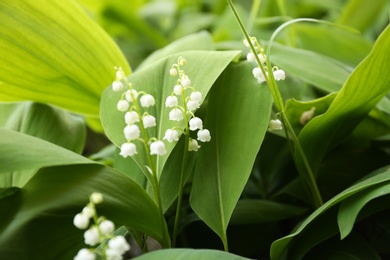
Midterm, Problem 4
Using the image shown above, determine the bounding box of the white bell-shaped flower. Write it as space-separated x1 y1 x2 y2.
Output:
124 125 140 140
82 205 95 218
197 129 211 142
99 220 115 235
108 235 130 254
174 85 183 95
125 89 138 102
181 75 191 88
90 192 103 204
170 68 178 76
190 91 202 103
273 69 286 81
163 129 179 142
74 248 96 260
112 81 123 92
169 108 183 121
165 96 178 108
150 141 166 155
84 227 100 246
125 111 139 125
117 100 129 112
187 100 200 112
73 213 90 230
143 115 156 128
269 119 283 131
140 94 155 107
189 117 203 131
246 52 255 62
188 139 201 151
119 143 137 158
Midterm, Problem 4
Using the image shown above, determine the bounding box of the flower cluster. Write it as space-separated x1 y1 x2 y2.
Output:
112 67 166 158
73 193 130 260
244 37 286 83
164 57 211 151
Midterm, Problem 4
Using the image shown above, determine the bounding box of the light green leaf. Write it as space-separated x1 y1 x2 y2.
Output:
190 62 273 246
0 164 164 259
0 0 130 116
338 181 390 239
0 128 92 174
296 24 390 174
270 166 390 259
134 248 251 260
0 102 86 187
100 50 240 179
270 42 352 93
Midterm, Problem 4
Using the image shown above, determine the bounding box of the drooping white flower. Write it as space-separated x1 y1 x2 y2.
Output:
90 192 103 204
82 205 95 218
143 115 156 128
190 91 202 103
188 139 201 151
246 52 255 62
189 117 203 131
119 143 137 158
99 220 115 235
112 81 123 92
170 68 178 76
181 75 191 88
84 226 100 246
174 85 183 95
187 100 200 111
116 69 125 81
105 248 122 260
169 108 183 121
108 235 130 254
117 100 129 112
125 111 139 125
124 125 140 140
252 67 263 79
273 69 286 81
179 57 186 66
125 89 138 102
163 129 179 142
197 129 211 142
74 248 96 260
150 141 166 155
165 96 178 108
73 213 90 230
269 119 283 131
243 38 256 48
140 94 155 107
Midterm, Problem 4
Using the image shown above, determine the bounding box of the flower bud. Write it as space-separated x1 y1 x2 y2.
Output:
84 227 100 246
188 139 201 151
90 192 103 204
73 213 90 230
99 220 115 235
117 100 129 112
269 119 283 131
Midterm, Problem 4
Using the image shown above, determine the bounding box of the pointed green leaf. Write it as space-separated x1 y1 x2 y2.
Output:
270 166 390 259
100 50 240 178
0 128 92 174
134 248 251 260
190 62 272 244
338 181 390 239
296 24 390 174
0 0 130 116
0 164 163 259
0 102 86 187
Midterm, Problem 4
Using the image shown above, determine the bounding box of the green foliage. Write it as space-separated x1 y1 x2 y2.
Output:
1 0 390 259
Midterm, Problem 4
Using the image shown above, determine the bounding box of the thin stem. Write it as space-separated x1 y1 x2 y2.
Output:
172 62 191 247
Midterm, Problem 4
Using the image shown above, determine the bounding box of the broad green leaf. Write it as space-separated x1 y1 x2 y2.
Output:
270 166 390 259
296 24 390 175
0 0 130 116
338 181 390 239
137 31 214 70
0 164 164 259
134 248 251 260
294 23 373 67
270 42 352 93
338 0 388 33
0 102 85 187
0 128 92 174
230 199 308 225
100 50 240 179
190 62 273 245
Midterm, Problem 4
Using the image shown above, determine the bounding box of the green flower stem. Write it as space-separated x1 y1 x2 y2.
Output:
172 63 191 248
127 83 171 248
227 0 323 208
